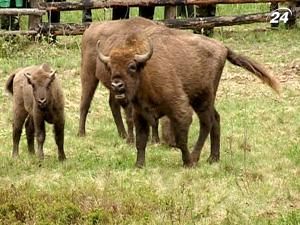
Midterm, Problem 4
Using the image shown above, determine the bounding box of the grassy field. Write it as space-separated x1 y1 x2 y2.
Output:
0 4 299 225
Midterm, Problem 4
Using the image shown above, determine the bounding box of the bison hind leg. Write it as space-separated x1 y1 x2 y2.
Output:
161 116 176 147
190 105 214 164
207 108 220 164
151 118 160 144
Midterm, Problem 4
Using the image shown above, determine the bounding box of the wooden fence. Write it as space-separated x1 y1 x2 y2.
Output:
0 0 299 36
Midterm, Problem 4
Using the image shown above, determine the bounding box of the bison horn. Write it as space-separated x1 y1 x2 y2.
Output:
24 72 32 85
49 70 56 81
96 40 110 64
134 40 153 63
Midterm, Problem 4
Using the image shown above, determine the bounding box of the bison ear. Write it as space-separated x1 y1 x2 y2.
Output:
24 73 32 85
40 63 51 72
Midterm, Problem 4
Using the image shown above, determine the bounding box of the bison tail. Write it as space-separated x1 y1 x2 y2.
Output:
5 72 16 95
226 47 281 94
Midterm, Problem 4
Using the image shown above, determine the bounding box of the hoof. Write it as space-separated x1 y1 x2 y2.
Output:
37 153 44 161
183 161 194 168
28 151 35 155
126 137 134 144
12 153 19 158
135 162 145 169
77 130 86 137
190 151 200 163
119 132 127 140
207 155 219 164
151 137 160 144
58 155 66 161
183 156 195 168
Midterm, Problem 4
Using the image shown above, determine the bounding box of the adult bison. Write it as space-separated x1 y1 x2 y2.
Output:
79 17 160 143
96 19 280 167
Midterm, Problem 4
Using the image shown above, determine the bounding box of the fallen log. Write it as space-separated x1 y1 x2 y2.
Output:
37 22 90 36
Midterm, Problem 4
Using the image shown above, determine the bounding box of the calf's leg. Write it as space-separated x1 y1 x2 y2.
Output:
34 116 46 160
25 116 35 154
12 111 27 158
54 120 66 161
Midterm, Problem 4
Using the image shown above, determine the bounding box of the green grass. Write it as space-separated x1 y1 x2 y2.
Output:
0 3 300 225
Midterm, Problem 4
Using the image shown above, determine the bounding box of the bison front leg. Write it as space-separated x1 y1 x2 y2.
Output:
34 117 46 160
171 117 193 167
134 113 149 168
54 119 66 161
124 104 134 143
78 76 99 137
25 116 35 154
109 92 127 139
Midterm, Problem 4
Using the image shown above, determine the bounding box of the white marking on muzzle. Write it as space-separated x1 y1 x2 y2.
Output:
115 94 126 99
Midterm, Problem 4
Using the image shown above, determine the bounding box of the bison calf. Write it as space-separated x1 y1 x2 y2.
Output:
5 64 66 161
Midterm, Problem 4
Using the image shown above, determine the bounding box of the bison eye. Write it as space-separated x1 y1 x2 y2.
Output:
128 63 137 73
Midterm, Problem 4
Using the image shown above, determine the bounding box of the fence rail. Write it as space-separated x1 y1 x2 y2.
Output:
0 0 299 36
39 0 298 11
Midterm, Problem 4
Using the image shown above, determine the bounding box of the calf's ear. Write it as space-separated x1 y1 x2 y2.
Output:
40 63 51 72
24 73 32 85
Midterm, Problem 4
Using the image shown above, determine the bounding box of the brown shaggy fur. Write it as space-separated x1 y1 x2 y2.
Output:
97 18 280 168
5 64 66 161
79 17 160 143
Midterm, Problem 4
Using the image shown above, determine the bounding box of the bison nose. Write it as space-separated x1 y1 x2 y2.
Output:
38 98 47 106
111 79 125 92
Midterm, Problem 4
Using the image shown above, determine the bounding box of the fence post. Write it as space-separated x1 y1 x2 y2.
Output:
164 6 176 19
29 0 42 30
